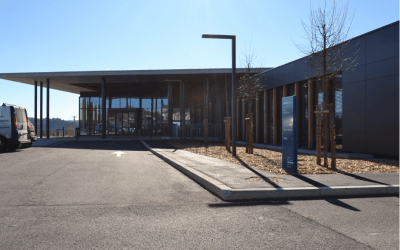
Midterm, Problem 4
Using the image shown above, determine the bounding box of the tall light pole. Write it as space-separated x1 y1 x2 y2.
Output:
202 34 237 156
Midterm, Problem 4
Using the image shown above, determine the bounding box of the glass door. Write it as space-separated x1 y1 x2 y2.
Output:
116 113 123 135
122 113 128 134
128 111 136 134
109 112 115 135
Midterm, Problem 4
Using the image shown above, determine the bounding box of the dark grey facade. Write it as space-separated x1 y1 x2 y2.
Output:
257 21 399 157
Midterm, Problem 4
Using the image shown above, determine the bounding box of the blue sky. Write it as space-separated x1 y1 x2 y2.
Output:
0 0 398 120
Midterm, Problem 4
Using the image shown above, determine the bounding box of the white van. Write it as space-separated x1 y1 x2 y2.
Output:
0 103 30 152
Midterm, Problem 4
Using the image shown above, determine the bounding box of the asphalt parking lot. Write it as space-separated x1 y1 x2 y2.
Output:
0 141 398 249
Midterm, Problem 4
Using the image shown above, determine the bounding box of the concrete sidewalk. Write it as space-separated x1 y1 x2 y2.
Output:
142 140 399 201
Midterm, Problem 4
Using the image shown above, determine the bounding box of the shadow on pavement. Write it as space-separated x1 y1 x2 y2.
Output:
38 140 147 151
208 200 290 207
233 155 282 189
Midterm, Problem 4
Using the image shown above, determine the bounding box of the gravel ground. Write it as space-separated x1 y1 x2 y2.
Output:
167 141 399 175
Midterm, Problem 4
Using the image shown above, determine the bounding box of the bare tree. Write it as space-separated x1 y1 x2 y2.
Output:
237 42 264 114
237 41 264 153
295 0 358 167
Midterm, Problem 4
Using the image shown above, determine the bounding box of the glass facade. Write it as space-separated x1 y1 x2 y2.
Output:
79 96 168 136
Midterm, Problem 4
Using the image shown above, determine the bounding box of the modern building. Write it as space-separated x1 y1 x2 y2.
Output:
0 21 398 157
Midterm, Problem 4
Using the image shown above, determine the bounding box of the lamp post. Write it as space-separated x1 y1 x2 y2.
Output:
202 34 237 156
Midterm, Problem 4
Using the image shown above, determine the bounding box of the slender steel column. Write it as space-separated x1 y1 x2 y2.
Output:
180 81 183 143
101 77 106 139
40 81 43 138
34 81 37 133
231 38 237 156
46 79 50 139
151 95 153 138
168 83 172 137
139 95 142 136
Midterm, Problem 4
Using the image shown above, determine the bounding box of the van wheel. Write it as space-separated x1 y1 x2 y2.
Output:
0 137 7 152
7 144 20 151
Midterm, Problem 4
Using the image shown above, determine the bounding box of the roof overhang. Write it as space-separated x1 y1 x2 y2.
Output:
0 68 271 94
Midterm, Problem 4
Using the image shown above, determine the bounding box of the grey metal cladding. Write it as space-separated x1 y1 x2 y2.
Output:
343 65 365 84
366 58 395 80
366 25 395 64
366 75 395 155
395 56 399 75
293 59 309 82
395 22 399 56
344 37 366 67
281 63 295 84
395 74 399 154
342 81 366 153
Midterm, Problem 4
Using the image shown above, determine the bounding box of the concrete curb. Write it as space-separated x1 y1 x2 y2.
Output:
141 140 399 201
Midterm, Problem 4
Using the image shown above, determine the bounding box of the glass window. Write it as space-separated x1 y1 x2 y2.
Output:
172 108 180 121
79 109 88 135
142 99 152 108
129 98 140 108
80 97 89 109
90 97 100 109
120 98 128 108
108 112 115 134
111 97 120 108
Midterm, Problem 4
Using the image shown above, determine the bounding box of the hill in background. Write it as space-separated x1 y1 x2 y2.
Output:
28 117 77 135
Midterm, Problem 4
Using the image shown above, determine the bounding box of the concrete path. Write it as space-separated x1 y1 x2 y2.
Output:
142 140 399 201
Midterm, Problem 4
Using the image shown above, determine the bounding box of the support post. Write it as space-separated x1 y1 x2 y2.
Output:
40 82 43 138
180 81 183 143
168 83 172 137
34 81 37 133
231 37 237 156
139 95 142 136
283 85 288 97
256 92 260 143
46 79 50 139
329 103 336 169
242 97 245 141
155 97 158 129
264 90 268 144
151 95 153 139
205 79 209 143
308 79 314 149
190 87 194 142
295 82 300 147
101 77 106 139
237 97 240 141
273 87 278 145
316 105 322 165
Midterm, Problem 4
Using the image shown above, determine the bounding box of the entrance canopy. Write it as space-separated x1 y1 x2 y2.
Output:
0 68 271 94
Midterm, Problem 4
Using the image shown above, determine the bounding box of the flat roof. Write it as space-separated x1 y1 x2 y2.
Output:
0 68 271 94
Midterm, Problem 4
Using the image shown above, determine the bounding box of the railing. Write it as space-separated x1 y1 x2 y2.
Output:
56 128 65 137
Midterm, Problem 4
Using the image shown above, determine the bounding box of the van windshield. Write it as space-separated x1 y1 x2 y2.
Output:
15 109 26 123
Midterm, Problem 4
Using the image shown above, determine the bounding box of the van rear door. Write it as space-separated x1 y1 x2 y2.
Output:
15 108 29 143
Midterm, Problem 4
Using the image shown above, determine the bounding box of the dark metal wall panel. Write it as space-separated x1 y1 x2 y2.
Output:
366 58 395 80
344 37 366 67
395 22 399 56
395 74 399 155
281 63 295 84
395 56 399 75
366 25 395 64
365 75 395 155
293 59 309 83
343 65 365 84
342 81 366 153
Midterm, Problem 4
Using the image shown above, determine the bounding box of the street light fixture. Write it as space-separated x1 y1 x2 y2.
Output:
202 34 237 156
